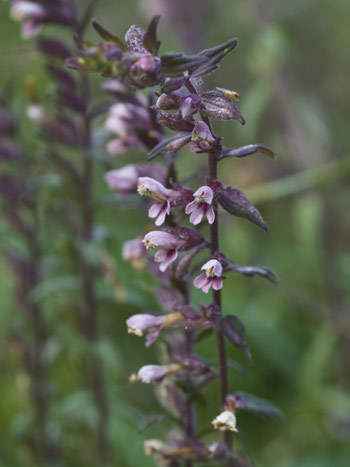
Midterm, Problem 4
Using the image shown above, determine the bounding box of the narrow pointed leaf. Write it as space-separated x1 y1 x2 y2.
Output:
220 144 276 160
219 186 268 231
198 38 238 60
161 52 208 76
92 19 126 50
147 132 191 160
143 15 161 55
233 392 283 419
221 315 252 362
226 264 277 283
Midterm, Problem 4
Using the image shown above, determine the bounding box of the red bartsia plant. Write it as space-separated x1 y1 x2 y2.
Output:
65 14 282 466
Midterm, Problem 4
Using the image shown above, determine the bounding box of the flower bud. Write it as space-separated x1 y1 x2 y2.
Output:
200 90 245 124
190 121 221 153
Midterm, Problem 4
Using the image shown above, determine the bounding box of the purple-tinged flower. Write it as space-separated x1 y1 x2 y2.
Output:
122 237 147 270
10 1 46 38
212 411 238 432
135 363 183 383
181 94 201 118
10 1 75 39
185 185 215 225
105 164 166 197
190 121 221 153
157 112 195 132
105 165 139 195
194 259 223 293
143 231 185 271
138 177 180 226
105 102 156 155
126 311 184 346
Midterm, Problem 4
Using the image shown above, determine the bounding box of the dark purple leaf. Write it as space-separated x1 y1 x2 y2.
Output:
37 37 71 60
220 144 275 160
226 264 277 283
200 91 245 124
161 52 208 76
198 38 238 61
221 315 252 362
47 64 76 89
147 132 191 160
143 15 161 56
219 186 268 231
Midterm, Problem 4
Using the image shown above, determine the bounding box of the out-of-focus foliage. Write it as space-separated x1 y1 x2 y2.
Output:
0 0 349 466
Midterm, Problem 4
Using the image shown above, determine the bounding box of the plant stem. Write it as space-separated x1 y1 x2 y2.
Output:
80 75 109 465
208 151 231 450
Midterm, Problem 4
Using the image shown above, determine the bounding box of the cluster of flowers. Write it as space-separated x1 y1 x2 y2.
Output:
91 16 278 465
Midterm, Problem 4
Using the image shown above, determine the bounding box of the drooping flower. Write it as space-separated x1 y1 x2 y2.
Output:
190 121 221 154
135 363 183 383
143 231 185 271
212 410 238 432
194 259 223 293
185 185 215 225
122 237 146 270
10 1 75 39
105 102 156 156
126 311 184 346
138 178 180 226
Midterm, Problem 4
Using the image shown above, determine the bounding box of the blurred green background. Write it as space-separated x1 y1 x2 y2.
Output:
0 0 349 466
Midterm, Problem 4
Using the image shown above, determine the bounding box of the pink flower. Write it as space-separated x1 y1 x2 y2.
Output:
105 165 139 196
10 1 46 38
185 185 215 225
194 259 223 294
143 231 184 272
138 177 180 226
126 311 184 346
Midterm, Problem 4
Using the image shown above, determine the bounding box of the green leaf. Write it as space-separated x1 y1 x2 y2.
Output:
219 186 268 231
138 413 170 432
92 19 126 50
143 15 161 55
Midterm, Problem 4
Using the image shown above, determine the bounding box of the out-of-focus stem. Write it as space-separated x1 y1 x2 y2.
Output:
80 74 109 465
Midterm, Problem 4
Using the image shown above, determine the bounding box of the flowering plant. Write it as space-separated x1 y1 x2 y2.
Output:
65 13 281 465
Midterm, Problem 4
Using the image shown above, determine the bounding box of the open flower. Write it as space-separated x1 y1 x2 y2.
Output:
143 231 185 271
194 259 223 293
212 410 238 432
185 186 215 225
138 178 181 226
126 311 184 346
